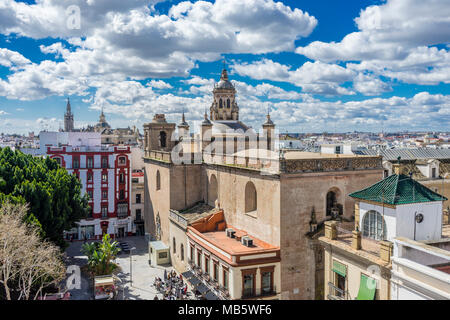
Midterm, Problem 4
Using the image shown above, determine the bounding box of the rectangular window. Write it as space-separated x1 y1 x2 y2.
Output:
101 206 108 218
119 190 125 200
261 271 273 294
135 209 142 221
117 203 128 218
102 173 107 183
197 251 202 269
213 263 218 281
119 173 125 184
243 274 254 297
190 246 194 262
204 256 209 274
73 158 79 169
87 190 93 199
159 252 168 259
102 157 108 168
102 190 108 199
132 178 139 183
87 172 93 182
87 157 93 169
136 193 141 204
432 167 436 178
223 268 229 290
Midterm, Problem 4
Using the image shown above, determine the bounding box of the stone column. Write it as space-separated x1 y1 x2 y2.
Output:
324 221 337 240
354 202 360 230
443 209 449 225
352 229 362 250
379 241 393 263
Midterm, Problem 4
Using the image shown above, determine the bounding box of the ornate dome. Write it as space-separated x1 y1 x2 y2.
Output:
215 69 234 90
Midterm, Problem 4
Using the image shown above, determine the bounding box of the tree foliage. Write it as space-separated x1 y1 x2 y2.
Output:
82 234 120 276
0 147 89 247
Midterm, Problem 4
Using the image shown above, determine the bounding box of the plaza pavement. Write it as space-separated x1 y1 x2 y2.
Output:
64 235 194 300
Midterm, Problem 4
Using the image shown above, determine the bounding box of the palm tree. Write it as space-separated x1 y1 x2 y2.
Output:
81 234 120 276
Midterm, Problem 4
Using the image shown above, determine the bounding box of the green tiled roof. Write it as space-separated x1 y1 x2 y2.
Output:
349 174 448 205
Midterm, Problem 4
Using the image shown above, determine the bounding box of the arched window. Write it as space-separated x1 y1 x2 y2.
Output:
156 170 161 190
159 131 167 148
219 98 223 108
227 98 230 108
118 156 126 165
326 189 342 216
180 244 184 261
173 237 176 254
362 210 387 240
245 181 257 213
208 174 218 207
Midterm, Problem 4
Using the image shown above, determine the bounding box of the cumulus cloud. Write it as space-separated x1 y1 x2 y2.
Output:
295 0 450 86
0 48 31 69
0 0 318 100
232 59 355 95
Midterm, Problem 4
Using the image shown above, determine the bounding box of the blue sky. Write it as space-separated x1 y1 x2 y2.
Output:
0 0 449 134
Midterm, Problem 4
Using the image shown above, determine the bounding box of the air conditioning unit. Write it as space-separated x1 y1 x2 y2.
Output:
226 228 235 238
241 236 253 247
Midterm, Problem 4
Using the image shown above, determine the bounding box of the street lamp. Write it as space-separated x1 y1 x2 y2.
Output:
130 247 136 287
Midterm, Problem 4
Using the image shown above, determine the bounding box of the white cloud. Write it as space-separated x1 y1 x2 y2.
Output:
295 0 450 85
149 80 173 89
232 59 355 95
0 48 31 69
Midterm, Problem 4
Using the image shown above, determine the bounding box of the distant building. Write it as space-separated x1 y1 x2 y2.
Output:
61 99 142 146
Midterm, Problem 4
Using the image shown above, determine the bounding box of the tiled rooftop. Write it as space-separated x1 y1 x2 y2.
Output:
349 174 447 205
193 225 279 256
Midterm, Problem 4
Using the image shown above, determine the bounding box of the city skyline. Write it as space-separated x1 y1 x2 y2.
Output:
0 0 449 135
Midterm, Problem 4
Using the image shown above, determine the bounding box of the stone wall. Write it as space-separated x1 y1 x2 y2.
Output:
279 169 383 299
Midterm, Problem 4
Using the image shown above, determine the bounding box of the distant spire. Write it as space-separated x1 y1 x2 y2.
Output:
202 107 212 125
178 108 189 127
66 97 71 114
264 106 274 125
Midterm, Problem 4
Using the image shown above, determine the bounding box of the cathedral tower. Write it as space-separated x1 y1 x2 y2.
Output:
64 98 74 132
210 68 239 121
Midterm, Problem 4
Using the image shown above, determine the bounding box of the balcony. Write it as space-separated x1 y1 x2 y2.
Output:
327 282 347 300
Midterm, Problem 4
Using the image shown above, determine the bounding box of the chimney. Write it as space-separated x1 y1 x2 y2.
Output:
324 221 337 240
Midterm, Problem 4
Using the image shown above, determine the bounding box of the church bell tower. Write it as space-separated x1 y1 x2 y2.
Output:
64 98 74 132
210 67 239 121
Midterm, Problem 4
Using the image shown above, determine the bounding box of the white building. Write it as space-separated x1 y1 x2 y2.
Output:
391 237 450 300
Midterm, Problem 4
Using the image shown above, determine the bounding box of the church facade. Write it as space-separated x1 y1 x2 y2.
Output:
142 68 384 299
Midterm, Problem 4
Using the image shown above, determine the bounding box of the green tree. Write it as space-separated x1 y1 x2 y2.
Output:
0 147 89 248
82 234 120 276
